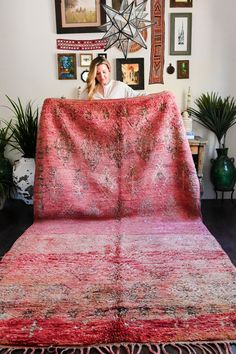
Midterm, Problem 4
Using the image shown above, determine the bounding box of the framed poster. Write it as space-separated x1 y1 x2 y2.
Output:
116 58 144 90
80 53 93 67
170 13 192 55
57 53 77 80
177 60 189 79
54 0 106 33
170 0 192 7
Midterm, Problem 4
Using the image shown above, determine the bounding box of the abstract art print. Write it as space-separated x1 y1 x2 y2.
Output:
57 53 77 80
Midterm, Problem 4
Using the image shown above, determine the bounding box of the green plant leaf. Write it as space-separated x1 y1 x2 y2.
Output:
188 92 236 148
0 120 13 155
5 96 39 158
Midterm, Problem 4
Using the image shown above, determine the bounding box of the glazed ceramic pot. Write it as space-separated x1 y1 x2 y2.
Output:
210 148 236 191
13 157 35 205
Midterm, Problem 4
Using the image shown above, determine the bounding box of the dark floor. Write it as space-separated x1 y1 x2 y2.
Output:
0 199 236 351
201 198 236 266
0 199 34 258
0 198 236 266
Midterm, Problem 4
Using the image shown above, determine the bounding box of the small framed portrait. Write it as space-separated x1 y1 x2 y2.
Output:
80 53 93 67
116 58 144 90
57 53 77 80
170 13 192 55
170 0 192 7
177 60 189 79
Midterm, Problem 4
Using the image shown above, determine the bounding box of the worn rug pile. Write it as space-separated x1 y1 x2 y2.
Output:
0 92 236 353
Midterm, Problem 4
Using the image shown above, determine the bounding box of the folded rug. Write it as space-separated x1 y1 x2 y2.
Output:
0 92 235 353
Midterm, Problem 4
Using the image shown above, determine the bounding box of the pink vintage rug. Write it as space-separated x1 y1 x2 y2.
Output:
0 92 236 353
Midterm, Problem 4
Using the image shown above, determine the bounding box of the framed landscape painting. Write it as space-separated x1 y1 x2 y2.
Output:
116 58 144 90
55 0 106 33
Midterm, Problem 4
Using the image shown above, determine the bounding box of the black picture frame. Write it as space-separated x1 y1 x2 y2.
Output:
81 70 89 83
97 53 107 58
116 58 144 90
54 0 106 33
170 13 192 55
170 0 192 7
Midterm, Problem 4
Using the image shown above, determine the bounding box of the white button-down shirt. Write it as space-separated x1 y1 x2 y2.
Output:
80 80 144 100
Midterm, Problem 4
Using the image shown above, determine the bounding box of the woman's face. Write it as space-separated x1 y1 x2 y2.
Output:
96 63 110 86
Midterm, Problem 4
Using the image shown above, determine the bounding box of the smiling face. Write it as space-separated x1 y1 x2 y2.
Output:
96 63 110 86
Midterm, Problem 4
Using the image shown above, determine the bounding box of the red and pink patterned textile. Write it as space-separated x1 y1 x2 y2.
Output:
34 92 200 220
0 92 236 353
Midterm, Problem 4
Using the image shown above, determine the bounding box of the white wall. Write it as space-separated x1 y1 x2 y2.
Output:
0 0 236 198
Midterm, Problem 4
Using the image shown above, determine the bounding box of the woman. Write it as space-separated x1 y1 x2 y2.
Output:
80 56 144 100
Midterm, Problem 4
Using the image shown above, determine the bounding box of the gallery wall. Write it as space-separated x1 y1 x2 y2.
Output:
0 0 236 198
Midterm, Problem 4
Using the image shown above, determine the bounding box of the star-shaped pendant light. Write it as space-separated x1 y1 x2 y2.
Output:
100 0 151 59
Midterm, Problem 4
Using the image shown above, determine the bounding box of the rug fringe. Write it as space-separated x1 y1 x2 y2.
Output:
0 342 236 354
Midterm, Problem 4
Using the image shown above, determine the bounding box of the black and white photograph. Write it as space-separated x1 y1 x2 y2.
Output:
170 13 192 55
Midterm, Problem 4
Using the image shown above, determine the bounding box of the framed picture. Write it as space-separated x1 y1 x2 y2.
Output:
111 0 122 11
170 0 192 7
112 0 146 10
54 0 106 33
177 60 189 79
170 13 192 55
97 53 107 58
116 58 144 90
80 53 93 67
57 53 77 80
81 70 89 83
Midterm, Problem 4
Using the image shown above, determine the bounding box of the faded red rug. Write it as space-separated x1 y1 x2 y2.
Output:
0 92 236 353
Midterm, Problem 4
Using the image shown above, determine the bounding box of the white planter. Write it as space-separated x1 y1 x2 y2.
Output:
13 157 35 205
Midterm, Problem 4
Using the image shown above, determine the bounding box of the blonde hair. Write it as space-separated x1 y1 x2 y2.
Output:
86 56 111 100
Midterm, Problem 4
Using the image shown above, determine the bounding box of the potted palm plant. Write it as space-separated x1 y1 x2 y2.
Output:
0 121 13 209
5 96 39 205
189 92 236 195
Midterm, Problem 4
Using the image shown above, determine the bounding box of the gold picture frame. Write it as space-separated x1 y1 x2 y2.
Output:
80 53 93 67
